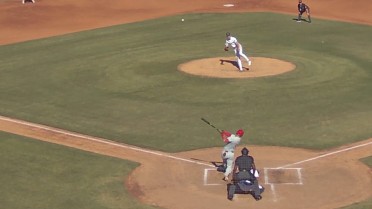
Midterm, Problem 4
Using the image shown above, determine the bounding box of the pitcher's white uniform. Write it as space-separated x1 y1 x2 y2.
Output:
220 129 244 180
225 32 251 71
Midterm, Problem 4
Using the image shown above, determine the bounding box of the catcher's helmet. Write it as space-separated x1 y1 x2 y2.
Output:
241 147 249 155
236 129 244 137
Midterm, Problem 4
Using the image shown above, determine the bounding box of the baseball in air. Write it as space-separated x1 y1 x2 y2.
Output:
181 18 184 22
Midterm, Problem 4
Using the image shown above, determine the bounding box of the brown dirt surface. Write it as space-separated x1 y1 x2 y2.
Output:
1 0 372 45
0 116 371 209
1 1 372 209
178 57 295 78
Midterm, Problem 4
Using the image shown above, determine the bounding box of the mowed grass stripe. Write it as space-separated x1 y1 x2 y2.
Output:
0 13 371 151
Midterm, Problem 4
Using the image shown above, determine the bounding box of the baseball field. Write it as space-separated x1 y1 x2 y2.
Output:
0 0 371 209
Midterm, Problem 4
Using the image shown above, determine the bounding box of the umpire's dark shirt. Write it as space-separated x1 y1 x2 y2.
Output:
235 155 254 171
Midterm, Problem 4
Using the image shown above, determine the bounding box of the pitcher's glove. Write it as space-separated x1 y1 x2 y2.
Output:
224 46 229 51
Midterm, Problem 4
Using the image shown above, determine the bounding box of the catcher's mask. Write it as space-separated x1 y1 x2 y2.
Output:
236 129 244 137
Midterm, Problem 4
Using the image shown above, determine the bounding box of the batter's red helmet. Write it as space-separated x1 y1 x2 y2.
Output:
236 129 244 137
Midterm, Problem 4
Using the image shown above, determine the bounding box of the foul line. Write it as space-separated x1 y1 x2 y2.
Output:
3 115 371 203
0 116 214 168
277 141 372 169
265 140 372 202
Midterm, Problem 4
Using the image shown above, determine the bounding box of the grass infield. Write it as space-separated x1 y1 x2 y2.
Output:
0 13 371 152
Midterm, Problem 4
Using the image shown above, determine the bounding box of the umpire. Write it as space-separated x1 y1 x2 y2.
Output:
234 147 256 172
227 147 263 200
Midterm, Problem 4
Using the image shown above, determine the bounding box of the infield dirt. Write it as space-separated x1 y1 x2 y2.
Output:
0 1 371 209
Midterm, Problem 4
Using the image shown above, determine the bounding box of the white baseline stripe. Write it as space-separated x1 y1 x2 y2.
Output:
277 141 372 169
0 116 214 168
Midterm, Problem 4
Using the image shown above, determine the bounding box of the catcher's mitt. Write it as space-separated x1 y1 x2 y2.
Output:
224 47 229 51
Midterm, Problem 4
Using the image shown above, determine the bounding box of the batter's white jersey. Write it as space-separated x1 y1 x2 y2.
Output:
223 134 241 152
221 134 241 178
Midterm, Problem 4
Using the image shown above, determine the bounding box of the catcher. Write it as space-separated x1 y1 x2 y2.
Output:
297 0 311 23
227 147 264 201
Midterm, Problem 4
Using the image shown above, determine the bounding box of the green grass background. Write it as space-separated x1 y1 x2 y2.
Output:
1 13 372 152
0 11 371 209
341 200 372 209
0 132 160 209
0 132 370 209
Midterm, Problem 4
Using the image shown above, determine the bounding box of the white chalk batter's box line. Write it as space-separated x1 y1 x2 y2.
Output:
204 168 221 186
203 167 303 186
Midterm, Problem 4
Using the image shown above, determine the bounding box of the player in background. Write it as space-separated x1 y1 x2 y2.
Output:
297 0 311 23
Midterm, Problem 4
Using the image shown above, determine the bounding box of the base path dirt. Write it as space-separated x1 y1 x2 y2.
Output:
1 1 372 209
1 0 371 45
1 117 372 209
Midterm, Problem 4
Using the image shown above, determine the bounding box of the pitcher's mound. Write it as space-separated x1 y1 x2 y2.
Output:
178 57 296 78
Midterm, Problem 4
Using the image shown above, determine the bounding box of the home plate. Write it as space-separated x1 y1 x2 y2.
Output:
223 4 235 7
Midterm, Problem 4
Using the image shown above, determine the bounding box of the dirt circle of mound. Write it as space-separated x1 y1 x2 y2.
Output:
178 57 296 78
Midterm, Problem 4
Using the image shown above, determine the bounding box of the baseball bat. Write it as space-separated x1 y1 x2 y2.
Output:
201 117 222 133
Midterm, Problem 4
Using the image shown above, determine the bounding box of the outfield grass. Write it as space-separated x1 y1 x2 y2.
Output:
0 131 160 209
0 13 371 151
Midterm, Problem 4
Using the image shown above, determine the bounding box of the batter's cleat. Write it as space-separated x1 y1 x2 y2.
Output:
248 60 252 66
222 176 229 181
255 195 262 201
